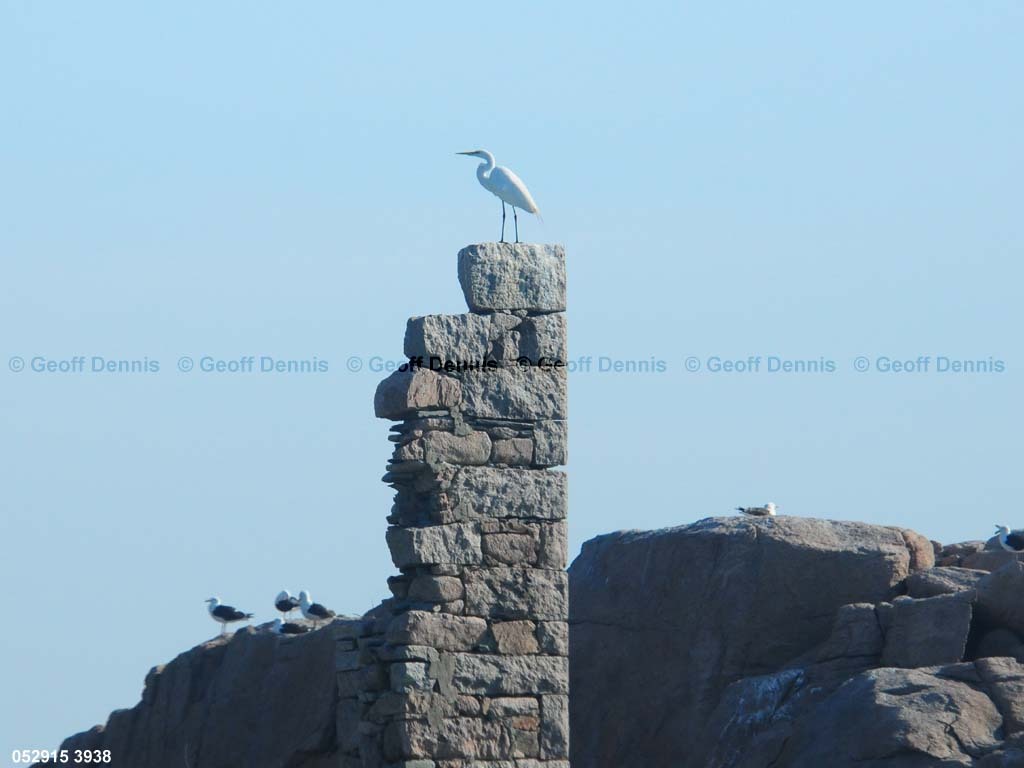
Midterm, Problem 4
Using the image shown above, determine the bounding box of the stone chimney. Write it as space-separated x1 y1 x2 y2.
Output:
345 243 569 767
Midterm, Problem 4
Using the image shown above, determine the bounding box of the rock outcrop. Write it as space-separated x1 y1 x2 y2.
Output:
570 517 1024 768
51 620 360 768
47 515 1024 767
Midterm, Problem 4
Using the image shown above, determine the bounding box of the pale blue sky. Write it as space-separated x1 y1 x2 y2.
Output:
2 1 1022 754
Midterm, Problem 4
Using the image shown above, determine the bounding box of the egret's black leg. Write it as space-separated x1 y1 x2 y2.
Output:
513 207 520 243
500 201 506 243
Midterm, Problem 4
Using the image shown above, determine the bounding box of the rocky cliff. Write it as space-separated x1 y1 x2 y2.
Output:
570 516 1024 768
52 619 360 768
48 519 1024 767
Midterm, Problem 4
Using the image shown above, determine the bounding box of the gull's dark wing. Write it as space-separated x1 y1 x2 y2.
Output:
1006 532 1024 551
213 605 249 621
310 602 335 619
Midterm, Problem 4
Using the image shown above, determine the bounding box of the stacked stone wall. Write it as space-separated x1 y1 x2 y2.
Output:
340 243 569 768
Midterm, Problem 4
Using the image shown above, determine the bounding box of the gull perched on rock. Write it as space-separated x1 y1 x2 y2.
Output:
299 590 336 628
204 597 254 635
274 590 300 619
457 149 540 244
270 618 309 635
736 503 778 517
995 525 1024 553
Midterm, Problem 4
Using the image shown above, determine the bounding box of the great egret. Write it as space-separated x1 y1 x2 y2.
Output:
457 150 540 243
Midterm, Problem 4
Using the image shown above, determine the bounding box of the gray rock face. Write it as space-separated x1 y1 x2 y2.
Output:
569 517 938 768
965 549 1024 572
404 311 567 364
698 659 1024 767
457 243 566 313
404 313 492 361
571 520 1024 768
905 566 988 598
386 522 483 568
450 654 569 696
385 611 489 651
422 429 492 465
447 465 568 522
459 366 567 421
938 538 1024 572
880 593 973 668
374 368 462 420
54 622 356 768
758 665 1002 766
976 562 1024 637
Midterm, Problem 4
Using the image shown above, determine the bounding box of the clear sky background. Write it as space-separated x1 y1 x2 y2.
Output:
1 0 1022 755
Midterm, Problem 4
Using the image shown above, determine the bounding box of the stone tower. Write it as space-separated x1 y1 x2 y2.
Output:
344 243 569 767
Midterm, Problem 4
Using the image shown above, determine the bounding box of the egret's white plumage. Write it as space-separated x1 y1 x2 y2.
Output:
995 525 1024 553
457 149 539 243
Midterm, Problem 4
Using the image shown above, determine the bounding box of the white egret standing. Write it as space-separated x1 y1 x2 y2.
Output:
457 150 540 243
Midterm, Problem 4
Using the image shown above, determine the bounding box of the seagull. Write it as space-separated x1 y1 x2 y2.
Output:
270 618 309 636
995 525 1024 553
298 590 336 628
457 150 540 244
275 590 300 619
204 597 254 635
736 503 778 517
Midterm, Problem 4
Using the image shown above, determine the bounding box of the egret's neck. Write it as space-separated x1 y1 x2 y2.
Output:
475 151 496 182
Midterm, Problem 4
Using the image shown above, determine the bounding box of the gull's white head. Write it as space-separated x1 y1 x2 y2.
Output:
205 597 218 605
996 525 1010 536
765 503 778 516
276 590 290 602
299 590 312 605
271 618 283 631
